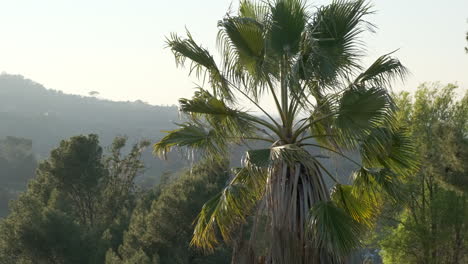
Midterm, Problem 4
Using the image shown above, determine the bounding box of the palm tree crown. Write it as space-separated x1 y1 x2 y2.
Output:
154 0 417 263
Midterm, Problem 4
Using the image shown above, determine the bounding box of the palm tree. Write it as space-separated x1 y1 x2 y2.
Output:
154 0 417 263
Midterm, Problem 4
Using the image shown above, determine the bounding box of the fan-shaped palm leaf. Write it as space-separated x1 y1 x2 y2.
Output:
299 0 373 84
354 52 408 88
308 201 364 259
360 126 418 176
352 167 403 201
166 31 232 100
153 122 225 159
191 167 267 252
239 0 269 23
335 86 395 141
331 184 376 227
217 15 272 100
269 0 307 55
179 89 259 140
297 86 395 149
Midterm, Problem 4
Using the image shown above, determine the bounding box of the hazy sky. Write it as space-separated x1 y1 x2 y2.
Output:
0 0 467 107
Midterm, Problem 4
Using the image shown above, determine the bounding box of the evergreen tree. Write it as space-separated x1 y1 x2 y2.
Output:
378 84 468 263
0 136 36 217
0 135 149 263
108 159 231 264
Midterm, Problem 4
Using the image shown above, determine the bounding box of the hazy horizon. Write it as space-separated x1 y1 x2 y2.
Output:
0 0 467 107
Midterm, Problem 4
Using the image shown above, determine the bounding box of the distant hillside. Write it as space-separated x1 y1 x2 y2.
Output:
0 73 357 188
0 73 185 185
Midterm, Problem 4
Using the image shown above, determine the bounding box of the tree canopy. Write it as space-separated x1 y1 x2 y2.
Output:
378 84 468 263
0 135 233 264
0 136 36 217
0 135 149 263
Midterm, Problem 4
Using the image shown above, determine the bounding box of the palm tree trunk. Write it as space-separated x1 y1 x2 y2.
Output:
265 160 332 264
231 224 257 264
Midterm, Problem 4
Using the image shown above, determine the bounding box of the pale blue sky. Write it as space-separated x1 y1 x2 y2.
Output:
0 0 467 107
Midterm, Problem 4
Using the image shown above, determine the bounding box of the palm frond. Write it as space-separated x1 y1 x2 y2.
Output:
335 86 396 143
166 31 233 100
244 148 271 168
239 0 269 23
331 184 376 227
352 167 404 201
269 0 308 55
153 122 224 159
354 52 408 88
301 87 396 150
191 167 267 252
299 93 341 148
308 201 364 259
217 16 269 99
218 17 265 69
179 89 257 141
300 0 374 84
360 126 419 176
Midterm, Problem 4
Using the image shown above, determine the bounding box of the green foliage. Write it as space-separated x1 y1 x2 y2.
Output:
154 122 223 159
179 89 257 140
218 16 266 81
0 135 149 263
106 249 153 264
376 84 468 263
331 184 375 227
309 201 364 258
301 0 373 82
192 166 266 252
166 31 232 100
0 201 88 264
108 159 231 264
269 0 307 55
335 87 396 141
380 191 467 264
354 52 407 88
0 136 36 217
37 134 106 225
